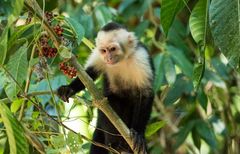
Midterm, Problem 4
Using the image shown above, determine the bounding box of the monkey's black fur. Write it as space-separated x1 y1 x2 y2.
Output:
101 22 126 32
57 22 154 154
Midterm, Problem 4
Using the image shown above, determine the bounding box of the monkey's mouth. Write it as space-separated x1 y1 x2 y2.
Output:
106 61 116 65
106 58 117 65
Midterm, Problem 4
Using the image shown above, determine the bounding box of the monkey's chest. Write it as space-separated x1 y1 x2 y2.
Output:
105 71 149 94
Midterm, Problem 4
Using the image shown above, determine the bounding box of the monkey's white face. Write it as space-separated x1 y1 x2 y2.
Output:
96 29 137 66
97 42 124 65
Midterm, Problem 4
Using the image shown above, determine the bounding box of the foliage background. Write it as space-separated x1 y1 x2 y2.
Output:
0 0 240 153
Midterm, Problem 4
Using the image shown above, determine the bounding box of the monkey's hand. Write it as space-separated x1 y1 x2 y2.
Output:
130 129 147 154
57 85 75 102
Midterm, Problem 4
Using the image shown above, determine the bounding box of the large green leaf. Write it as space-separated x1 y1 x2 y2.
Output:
0 101 29 154
209 0 240 68
161 0 189 35
189 0 208 44
4 43 28 100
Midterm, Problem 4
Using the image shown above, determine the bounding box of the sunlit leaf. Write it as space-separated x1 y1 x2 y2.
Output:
145 121 166 138
10 99 24 113
0 101 29 154
67 132 83 152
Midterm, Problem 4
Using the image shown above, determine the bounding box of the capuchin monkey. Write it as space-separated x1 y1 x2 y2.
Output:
57 22 154 154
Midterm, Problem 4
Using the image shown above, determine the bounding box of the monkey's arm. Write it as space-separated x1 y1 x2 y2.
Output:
57 66 99 101
130 92 154 154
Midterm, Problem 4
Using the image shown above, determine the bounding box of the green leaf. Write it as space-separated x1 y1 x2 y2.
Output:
95 5 113 27
10 99 24 113
195 120 217 149
174 120 195 149
4 43 28 100
0 28 8 65
65 17 85 45
145 121 166 138
209 0 240 68
204 69 226 88
29 58 39 67
118 0 137 13
134 20 150 38
50 134 65 149
197 88 208 111
163 55 176 85
192 127 201 150
8 23 38 48
67 132 83 153
161 0 189 35
118 0 151 19
189 0 208 44
193 63 205 90
0 0 24 25
0 101 29 154
164 75 193 105
167 46 193 77
82 37 95 50
153 53 164 92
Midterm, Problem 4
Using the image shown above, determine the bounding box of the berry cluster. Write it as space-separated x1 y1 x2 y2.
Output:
59 62 77 78
53 24 64 37
42 47 57 58
39 35 58 58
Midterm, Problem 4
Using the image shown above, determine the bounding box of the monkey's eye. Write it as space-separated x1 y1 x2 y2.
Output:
100 49 106 54
110 47 116 52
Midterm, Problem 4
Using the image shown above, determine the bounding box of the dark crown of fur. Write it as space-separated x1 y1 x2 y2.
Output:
101 22 126 32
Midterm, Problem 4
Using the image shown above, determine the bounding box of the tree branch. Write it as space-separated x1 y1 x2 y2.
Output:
24 0 137 152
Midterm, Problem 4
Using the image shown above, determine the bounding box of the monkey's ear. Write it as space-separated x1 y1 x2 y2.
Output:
127 32 137 47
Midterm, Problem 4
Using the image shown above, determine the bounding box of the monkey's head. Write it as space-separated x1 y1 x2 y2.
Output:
96 22 137 65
